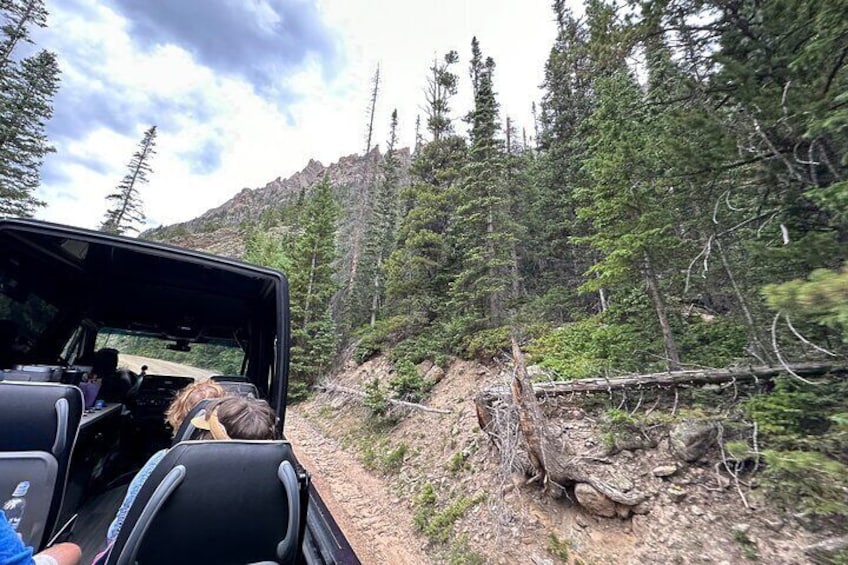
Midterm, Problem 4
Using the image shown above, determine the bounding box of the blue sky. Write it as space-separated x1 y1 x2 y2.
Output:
34 0 559 230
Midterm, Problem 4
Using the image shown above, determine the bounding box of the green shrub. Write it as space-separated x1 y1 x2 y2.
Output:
363 377 388 417
381 443 408 474
353 316 414 364
743 378 848 455
761 449 848 518
528 316 645 380
461 326 511 360
389 358 432 402
390 331 451 366
678 317 747 367
447 451 470 475
413 483 486 544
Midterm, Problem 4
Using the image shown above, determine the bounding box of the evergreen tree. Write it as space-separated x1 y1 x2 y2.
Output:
0 0 59 217
385 52 466 333
351 109 402 328
288 176 339 398
101 126 157 234
450 39 517 331
578 70 684 369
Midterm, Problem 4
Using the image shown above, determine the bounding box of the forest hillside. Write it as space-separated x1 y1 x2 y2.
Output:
145 1 847 562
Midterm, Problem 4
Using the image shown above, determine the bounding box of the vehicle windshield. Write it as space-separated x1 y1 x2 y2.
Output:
95 328 244 380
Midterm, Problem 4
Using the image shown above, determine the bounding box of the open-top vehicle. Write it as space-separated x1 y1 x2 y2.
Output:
0 218 357 564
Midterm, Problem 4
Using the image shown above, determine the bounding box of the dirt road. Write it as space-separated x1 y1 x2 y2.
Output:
285 411 431 565
119 354 215 380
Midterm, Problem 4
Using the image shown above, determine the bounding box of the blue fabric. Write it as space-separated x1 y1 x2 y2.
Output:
0 511 34 565
106 449 167 544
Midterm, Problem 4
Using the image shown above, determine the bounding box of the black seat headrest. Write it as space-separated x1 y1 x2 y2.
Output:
210 375 249 383
0 382 83 550
107 441 305 565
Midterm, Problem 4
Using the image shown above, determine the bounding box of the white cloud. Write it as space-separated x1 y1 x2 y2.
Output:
36 0 564 231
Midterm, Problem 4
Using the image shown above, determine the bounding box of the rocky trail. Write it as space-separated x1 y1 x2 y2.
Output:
285 410 431 565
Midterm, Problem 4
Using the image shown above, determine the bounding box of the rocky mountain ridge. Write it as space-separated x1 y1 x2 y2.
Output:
145 147 412 257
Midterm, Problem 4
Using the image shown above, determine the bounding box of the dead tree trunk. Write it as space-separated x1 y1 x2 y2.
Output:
504 336 645 506
477 361 839 403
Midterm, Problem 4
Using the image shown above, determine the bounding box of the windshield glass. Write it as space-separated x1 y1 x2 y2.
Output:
95 328 244 379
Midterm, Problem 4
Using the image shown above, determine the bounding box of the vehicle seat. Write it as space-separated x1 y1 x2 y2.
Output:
211 376 260 399
171 398 215 446
105 441 305 565
0 382 83 550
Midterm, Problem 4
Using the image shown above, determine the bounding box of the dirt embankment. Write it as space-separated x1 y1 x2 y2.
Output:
290 353 828 565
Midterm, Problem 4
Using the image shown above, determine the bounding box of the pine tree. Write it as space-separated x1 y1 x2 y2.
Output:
450 39 517 331
385 51 466 333
351 109 402 328
101 125 157 234
287 176 339 398
0 0 59 217
578 70 684 370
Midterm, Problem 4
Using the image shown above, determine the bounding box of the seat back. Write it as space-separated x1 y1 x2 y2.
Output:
0 382 83 550
211 375 260 399
107 441 304 565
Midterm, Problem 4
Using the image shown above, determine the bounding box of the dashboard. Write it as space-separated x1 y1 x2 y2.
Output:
130 374 194 421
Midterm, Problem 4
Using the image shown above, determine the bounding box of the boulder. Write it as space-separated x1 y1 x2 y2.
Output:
574 483 618 518
669 420 717 462
425 365 446 384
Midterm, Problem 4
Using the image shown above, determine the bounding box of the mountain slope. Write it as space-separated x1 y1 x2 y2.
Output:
145 147 411 258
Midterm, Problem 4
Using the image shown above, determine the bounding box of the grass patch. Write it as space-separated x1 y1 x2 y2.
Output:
732 529 759 561
547 533 572 562
413 483 486 544
444 535 485 565
447 451 471 475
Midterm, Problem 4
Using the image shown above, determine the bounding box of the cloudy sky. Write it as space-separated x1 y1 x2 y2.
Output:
33 0 562 230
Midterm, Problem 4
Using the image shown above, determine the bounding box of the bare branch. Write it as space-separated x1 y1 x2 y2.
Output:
770 312 819 385
785 314 837 357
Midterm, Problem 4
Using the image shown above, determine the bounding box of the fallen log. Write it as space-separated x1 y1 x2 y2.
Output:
321 383 451 415
479 361 840 403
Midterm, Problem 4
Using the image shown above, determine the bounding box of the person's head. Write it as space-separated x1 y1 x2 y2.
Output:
190 396 278 441
165 379 226 431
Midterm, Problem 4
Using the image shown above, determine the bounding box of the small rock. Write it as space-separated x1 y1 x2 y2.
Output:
652 465 678 478
689 504 705 517
732 523 751 535
669 420 718 462
575 483 618 518
667 485 687 502
763 517 784 531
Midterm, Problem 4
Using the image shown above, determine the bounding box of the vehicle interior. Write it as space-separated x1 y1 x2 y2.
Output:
0 219 355 564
